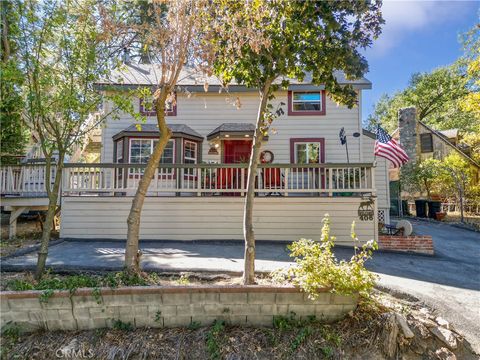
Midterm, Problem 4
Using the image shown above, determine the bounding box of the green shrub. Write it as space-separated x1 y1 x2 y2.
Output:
274 215 377 298
111 319 134 331
206 320 225 359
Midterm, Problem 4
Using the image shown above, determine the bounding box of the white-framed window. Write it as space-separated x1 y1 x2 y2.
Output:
184 140 197 164
183 140 197 177
294 142 321 164
116 139 123 161
129 139 153 164
291 91 322 112
128 138 175 174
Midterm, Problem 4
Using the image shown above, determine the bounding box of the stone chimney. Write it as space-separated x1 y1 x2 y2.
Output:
398 107 418 166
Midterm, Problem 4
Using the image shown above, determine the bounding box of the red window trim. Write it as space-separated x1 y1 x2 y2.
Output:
290 138 326 188
139 93 177 116
289 138 325 163
287 90 326 116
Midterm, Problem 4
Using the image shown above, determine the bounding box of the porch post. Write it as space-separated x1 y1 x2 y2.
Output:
373 195 378 243
9 206 26 239
371 165 378 242
176 139 183 197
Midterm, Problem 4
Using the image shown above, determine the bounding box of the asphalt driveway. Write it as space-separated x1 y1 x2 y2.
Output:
2 219 479 351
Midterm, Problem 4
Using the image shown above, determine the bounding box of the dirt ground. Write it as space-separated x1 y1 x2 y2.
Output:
444 214 480 231
0 216 45 257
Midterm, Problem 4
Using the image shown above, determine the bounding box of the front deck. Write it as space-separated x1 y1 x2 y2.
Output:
1 163 378 243
1 163 375 196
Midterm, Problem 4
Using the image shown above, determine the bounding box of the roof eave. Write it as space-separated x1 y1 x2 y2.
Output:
112 130 203 142
95 81 373 92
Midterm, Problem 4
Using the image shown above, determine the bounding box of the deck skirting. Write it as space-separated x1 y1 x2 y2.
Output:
60 196 377 244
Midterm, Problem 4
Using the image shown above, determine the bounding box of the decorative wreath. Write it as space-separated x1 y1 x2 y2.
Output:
260 150 274 163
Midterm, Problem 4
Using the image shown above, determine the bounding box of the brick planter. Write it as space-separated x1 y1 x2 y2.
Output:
0 285 358 331
379 235 434 255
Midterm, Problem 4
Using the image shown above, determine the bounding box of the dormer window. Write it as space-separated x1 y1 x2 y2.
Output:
288 90 326 116
139 93 177 116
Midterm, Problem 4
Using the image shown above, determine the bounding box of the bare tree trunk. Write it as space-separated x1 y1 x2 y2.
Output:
458 183 465 223
35 155 64 280
243 81 272 285
125 93 172 272
424 179 430 200
1 2 11 62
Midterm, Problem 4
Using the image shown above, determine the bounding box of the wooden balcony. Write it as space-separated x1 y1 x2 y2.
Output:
1 163 375 198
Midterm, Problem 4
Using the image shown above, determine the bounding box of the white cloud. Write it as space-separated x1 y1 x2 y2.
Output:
369 0 474 56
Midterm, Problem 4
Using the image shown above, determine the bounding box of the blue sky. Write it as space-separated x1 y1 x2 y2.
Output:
361 0 479 124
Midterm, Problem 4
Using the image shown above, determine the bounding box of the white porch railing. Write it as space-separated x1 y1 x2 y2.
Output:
0 164 56 196
1 163 375 197
61 163 374 196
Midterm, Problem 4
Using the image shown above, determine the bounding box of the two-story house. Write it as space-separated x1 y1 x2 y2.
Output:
1 64 390 245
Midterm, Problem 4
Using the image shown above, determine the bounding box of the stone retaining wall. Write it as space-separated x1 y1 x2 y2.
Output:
0 286 358 331
378 235 434 255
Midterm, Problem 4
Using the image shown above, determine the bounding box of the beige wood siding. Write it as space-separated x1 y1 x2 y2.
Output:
97 89 388 228
101 91 361 165
61 197 376 245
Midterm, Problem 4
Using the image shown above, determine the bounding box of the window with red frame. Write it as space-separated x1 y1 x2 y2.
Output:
139 93 177 116
288 91 326 116
290 138 325 164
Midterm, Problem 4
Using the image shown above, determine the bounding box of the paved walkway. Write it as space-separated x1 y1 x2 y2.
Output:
2 219 479 351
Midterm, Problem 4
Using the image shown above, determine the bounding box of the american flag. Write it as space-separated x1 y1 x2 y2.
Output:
375 125 409 167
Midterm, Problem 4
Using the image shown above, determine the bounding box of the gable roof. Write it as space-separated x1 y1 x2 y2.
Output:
95 64 372 91
362 128 376 139
206 123 256 140
392 122 479 168
438 128 458 139
417 121 479 168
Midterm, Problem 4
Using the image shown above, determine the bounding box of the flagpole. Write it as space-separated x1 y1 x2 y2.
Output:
345 140 349 163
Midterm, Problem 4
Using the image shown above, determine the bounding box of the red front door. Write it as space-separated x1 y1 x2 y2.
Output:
219 140 252 193
223 140 252 163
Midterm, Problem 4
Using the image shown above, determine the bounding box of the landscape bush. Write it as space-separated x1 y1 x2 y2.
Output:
274 215 378 298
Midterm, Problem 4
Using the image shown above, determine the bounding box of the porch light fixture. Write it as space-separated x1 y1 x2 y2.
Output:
245 134 250 137
225 134 230 138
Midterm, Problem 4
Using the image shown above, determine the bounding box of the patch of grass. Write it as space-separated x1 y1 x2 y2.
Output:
5 271 155 294
273 312 297 331
290 326 313 352
206 320 225 359
176 274 190 285
0 322 23 358
319 325 342 347
273 312 316 331
188 321 201 330
1 322 22 341
320 345 334 358
111 319 134 331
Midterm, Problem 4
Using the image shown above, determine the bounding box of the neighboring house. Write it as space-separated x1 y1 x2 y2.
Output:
1 65 390 245
389 108 480 214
